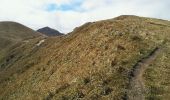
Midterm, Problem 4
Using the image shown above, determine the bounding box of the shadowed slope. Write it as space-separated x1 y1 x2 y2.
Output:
0 21 42 60
0 21 41 48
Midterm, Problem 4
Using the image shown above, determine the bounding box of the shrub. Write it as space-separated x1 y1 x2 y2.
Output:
117 45 126 50
100 86 112 95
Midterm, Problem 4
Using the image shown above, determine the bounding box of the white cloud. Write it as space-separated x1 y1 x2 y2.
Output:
0 0 169 33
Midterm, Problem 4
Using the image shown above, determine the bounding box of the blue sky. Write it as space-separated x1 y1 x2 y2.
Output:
46 0 84 12
0 0 170 33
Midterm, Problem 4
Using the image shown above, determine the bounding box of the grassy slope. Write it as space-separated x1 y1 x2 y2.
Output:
0 16 170 100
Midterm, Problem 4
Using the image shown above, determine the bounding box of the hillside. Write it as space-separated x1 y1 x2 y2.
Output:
0 15 170 100
37 27 63 36
0 21 42 60
0 21 41 48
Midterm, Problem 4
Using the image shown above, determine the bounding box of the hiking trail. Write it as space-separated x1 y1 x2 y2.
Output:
124 47 161 100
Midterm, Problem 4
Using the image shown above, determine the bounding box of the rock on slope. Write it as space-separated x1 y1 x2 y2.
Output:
0 15 170 100
37 27 63 36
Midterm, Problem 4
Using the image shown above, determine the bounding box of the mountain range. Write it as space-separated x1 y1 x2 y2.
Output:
0 15 170 100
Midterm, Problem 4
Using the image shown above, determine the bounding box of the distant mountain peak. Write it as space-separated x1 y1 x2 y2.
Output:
37 27 64 36
42 26 52 29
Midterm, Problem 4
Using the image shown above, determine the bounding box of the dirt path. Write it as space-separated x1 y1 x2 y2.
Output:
124 47 161 100
36 39 45 46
